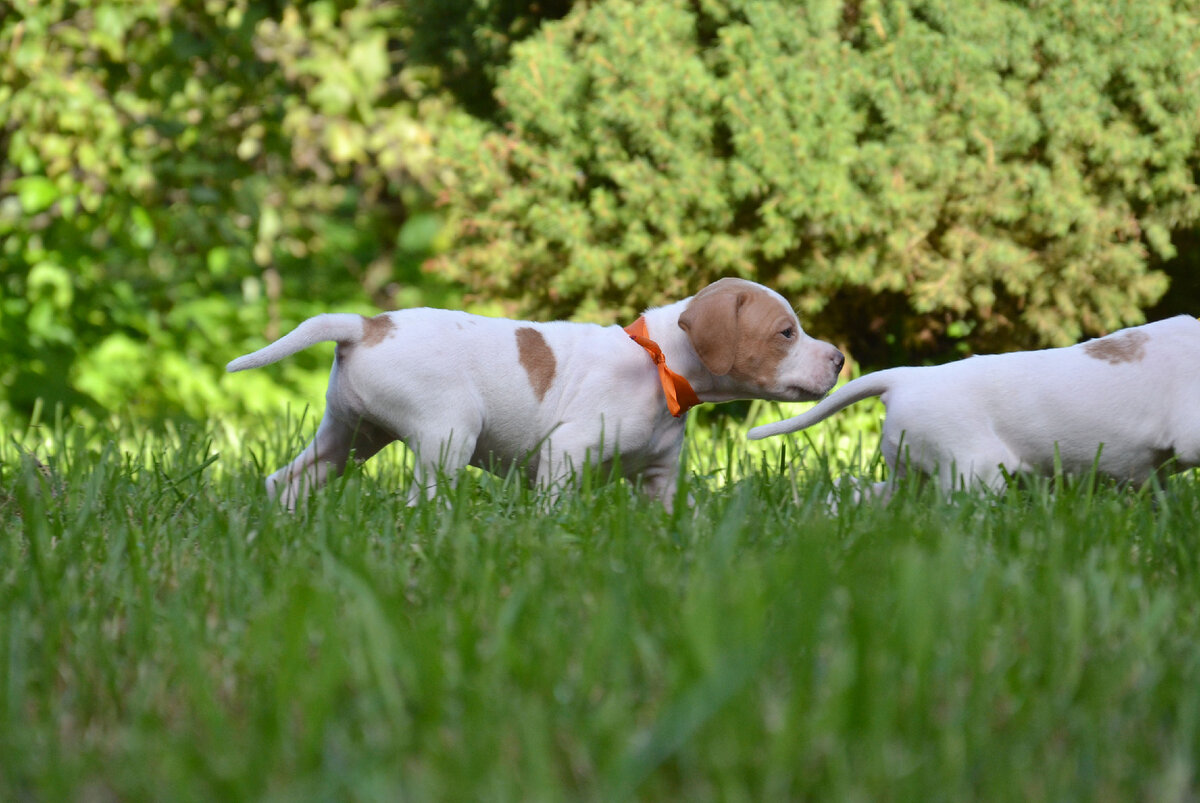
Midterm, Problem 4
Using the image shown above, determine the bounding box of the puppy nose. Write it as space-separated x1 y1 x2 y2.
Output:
831 349 845 374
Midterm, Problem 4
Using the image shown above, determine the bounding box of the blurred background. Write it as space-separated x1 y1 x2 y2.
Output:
3 0 1198 430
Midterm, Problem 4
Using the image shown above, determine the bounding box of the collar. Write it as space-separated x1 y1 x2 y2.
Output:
624 316 702 417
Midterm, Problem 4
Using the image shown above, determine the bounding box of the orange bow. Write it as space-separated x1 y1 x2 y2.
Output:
624 316 701 417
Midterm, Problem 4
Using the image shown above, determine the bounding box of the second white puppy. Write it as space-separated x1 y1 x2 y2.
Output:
749 315 1200 495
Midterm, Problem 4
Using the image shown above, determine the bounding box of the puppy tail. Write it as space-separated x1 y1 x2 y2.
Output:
225 313 368 372
748 371 897 440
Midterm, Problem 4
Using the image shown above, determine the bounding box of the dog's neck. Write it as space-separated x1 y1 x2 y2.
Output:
638 301 740 403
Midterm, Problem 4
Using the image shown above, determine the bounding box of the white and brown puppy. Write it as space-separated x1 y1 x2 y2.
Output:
750 315 1200 497
228 278 844 509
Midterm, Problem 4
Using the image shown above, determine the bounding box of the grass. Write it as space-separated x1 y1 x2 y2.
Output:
4 411 1200 801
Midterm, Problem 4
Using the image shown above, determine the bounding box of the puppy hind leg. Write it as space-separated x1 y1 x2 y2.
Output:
267 414 354 510
266 415 393 510
826 475 893 512
935 451 1013 497
1169 438 1200 476
823 432 903 510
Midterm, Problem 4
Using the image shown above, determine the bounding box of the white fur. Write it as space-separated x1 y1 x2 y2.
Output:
749 315 1200 496
228 279 843 509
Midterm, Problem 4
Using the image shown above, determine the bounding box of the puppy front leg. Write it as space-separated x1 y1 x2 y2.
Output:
641 466 683 512
533 426 597 502
533 447 579 504
639 436 687 511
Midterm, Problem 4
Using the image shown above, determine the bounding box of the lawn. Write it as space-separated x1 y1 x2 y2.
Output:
3 410 1200 801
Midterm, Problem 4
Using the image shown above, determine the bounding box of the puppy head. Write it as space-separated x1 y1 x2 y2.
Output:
678 278 843 401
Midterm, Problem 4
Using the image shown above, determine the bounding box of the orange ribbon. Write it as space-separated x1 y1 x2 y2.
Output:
624 316 701 417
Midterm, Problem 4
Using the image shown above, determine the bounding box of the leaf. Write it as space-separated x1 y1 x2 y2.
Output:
13 177 59 214
27 262 74 308
207 247 231 277
129 206 156 249
396 213 441 254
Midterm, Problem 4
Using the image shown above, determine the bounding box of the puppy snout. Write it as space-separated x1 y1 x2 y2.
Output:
830 349 845 374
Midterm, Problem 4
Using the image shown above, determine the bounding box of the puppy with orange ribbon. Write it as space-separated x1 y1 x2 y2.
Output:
227 278 843 509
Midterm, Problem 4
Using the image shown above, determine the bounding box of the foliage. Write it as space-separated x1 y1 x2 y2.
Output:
405 0 575 117
5 420 1200 799
437 0 1200 361
0 0 455 425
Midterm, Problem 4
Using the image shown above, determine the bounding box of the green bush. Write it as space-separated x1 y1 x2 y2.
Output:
437 0 1200 360
5 0 1199 429
0 0 454 424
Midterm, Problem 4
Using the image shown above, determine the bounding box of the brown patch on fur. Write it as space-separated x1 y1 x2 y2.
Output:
679 281 743 375
1084 330 1148 364
516 327 556 401
361 314 395 347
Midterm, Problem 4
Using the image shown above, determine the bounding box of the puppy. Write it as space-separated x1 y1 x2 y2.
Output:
749 315 1200 497
228 278 844 509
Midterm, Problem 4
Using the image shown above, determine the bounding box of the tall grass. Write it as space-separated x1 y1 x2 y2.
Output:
3 412 1200 801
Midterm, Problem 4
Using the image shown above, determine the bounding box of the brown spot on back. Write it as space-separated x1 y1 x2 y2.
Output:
516 327 556 402
1084 329 1148 364
361 314 395 347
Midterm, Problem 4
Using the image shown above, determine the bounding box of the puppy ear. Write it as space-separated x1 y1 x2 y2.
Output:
678 289 743 376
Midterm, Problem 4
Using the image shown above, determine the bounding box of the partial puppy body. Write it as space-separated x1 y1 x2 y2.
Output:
228 278 844 510
750 316 1200 498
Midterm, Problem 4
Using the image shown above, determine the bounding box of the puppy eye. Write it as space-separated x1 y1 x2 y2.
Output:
780 327 795 339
